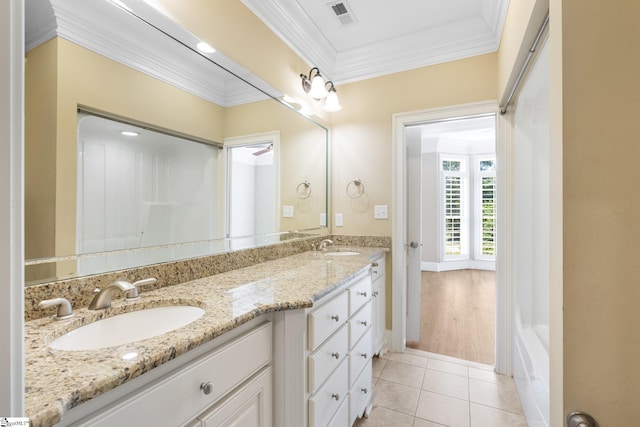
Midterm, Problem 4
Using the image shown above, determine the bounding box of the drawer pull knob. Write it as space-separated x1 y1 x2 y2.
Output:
360 352 368 359
331 393 340 401
200 382 214 395
361 387 368 394
371 262 379 267
359 291 367 297
373 291 379 297
331 314 340 322
331 352 340 359
360 320 368 327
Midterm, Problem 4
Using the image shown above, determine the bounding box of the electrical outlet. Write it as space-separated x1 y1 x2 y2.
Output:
374 205 388 219
283 205 294 218
335 213 343 227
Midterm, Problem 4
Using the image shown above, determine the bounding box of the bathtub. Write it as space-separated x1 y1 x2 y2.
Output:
513 306 549 427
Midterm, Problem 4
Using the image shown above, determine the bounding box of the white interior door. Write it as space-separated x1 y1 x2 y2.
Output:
405 126 422 342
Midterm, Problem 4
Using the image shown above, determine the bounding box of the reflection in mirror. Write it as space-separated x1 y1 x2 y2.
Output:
24 0 328 285
226 133 278 240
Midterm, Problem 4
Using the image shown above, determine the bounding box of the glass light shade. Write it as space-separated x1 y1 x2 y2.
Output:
308 74 329 99
323 89 342 112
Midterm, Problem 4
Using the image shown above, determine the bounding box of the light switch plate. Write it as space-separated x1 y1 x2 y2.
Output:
320 213 327 226
335 213 343 227
283 205 294 218
374 205 388 219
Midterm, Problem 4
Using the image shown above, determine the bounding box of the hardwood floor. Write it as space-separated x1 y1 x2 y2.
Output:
407 269 495 365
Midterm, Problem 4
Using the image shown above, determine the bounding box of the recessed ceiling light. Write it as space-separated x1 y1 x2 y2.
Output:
196 42 216 53
121 131 139 136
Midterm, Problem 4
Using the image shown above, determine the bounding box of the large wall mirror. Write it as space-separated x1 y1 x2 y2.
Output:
24 0 329 285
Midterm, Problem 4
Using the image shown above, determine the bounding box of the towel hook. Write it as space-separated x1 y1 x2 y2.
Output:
296 181 311 199
346 179 364 199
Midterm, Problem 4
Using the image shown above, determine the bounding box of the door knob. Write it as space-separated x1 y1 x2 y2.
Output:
566 412 597 427
407 241 419 249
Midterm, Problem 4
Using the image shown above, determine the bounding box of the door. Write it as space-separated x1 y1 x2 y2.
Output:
405 126 422 342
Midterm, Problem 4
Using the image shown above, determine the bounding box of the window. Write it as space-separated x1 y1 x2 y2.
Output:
442 157 468 259
476 158 496 259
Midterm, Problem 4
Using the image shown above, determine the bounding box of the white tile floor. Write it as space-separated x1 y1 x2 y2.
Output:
355 348 528 427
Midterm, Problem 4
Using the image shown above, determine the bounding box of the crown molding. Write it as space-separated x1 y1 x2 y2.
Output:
25 0 270 107
241 0 337 77
242 0 509 84
333 16 499 83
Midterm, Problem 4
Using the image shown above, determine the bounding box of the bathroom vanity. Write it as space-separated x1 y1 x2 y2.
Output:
24 247 387 427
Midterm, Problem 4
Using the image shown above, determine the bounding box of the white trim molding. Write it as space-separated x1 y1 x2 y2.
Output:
0 0 24 415
242 0 509 84
392 101 512 375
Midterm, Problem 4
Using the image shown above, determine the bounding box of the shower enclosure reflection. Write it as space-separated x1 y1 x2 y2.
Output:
77 113 222 275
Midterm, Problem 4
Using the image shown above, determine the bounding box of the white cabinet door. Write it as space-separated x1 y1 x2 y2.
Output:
200 367 272 427
372 277 385 356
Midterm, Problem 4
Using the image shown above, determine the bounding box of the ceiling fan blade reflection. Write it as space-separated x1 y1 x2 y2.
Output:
252 143 273 156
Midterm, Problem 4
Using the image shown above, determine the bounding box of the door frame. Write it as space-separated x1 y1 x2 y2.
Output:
391 100 513 374
222 131 281 240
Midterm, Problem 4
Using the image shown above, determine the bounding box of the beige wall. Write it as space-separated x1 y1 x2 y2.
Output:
330 53 498 237
561 0 640 424
225 100 328 232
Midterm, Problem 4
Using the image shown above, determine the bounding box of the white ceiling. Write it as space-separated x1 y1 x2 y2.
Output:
242 0 510 83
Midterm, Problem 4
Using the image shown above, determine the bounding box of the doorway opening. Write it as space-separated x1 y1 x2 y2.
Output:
405 115 497 365
391 100 511 374
224 131 280 245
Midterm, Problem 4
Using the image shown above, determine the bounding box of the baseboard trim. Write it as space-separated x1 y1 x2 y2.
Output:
421 260 495 272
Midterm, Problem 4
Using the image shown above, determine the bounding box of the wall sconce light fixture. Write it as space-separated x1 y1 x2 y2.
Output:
300 67 342 112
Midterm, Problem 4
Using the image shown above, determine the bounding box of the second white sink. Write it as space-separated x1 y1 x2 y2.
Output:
49 306 205 351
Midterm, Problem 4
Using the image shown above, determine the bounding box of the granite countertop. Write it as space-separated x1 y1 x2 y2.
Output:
24 247 386 427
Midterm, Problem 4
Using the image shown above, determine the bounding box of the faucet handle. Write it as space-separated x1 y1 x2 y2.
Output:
125 278 158 301
38 298 74 320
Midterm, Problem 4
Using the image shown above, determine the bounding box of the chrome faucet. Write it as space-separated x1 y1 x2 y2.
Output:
318 239 334 251
39 297 74 320
123 278 158 301
89 280 136 310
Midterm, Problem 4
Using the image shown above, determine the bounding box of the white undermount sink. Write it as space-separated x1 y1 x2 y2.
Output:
323 251 360 256
49 306 206 351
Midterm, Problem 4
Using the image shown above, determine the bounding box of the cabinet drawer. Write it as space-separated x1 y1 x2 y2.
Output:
349 302 372 348
349 329 372 387
308 291 348 351
76 322 272 427
308 325 348 392
348 275 371 315
308 360 348 427
371 256 385 283
349 360 372 426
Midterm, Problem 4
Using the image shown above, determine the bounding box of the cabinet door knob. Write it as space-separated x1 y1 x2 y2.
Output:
360 320 368 327
331 314 340 322
331 352 340 359
331 393 340 401
359 291 367 297
372 291 379 297
360 352 368 359
200 382 214 395
361 387 368 394
371 262 379 267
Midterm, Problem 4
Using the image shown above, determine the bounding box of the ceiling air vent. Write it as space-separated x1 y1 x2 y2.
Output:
328 1 357 26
